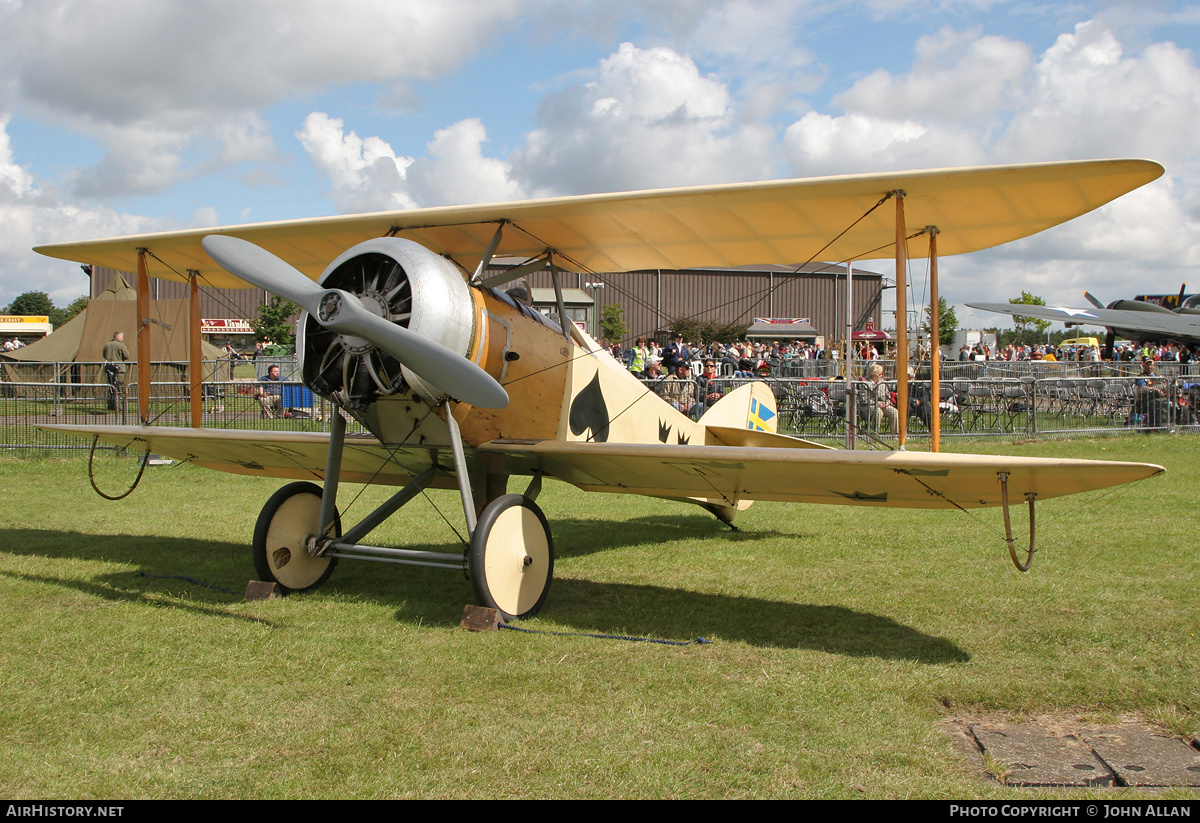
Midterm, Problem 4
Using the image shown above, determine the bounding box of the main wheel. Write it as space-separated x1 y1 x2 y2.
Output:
469 494 554 621
252 481 340 593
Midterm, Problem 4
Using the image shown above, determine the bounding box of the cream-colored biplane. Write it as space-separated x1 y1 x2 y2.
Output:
36 160 1166 619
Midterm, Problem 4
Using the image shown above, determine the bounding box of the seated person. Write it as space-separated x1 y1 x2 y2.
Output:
255 364 285 419
866 362 899 432
907 367 932 428
696 360 724 416
661 364 698 418
643 356 665 385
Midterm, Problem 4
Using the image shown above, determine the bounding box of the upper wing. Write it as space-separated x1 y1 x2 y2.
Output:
44 424 1162 511
35 160 1162 288
966 302 1200 339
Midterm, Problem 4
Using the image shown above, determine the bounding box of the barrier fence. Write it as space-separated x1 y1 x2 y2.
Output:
2 357 1195 454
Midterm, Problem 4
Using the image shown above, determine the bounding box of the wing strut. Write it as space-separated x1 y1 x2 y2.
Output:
470 221 506 284
998 471 1036 572
443 401 478 536
549 253 572 342
894 191 909 450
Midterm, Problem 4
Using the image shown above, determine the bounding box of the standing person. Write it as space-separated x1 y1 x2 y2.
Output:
1133 357 1168 431
101 331 131 411
662 334 690 373
629 336 648 378
222 342 241 380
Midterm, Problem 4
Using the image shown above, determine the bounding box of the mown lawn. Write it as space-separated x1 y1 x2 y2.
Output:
0 436 1195 798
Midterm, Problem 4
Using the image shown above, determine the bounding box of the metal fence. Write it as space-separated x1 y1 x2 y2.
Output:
0 358 345 452
2 357 1196 454
653 358 1200 445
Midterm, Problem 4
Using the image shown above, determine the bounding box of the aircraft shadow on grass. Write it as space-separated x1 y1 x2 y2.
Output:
1 527 968 663
0 568 275 625
541 513 798 560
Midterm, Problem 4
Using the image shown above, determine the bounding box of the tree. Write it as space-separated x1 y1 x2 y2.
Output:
921 296 959 346
599 304 627 345
4 291 54 317
669 316 749 345
251 296 300 350
1009 291 1052 337
49 295 88 329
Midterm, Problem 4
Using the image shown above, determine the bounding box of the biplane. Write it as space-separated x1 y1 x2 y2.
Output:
35 159 1166 620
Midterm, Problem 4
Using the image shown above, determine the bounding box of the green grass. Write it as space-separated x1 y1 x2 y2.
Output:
0 437 1196 798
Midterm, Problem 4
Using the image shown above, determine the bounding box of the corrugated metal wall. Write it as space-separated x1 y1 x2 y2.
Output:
89 266 268 322
515 264 884 344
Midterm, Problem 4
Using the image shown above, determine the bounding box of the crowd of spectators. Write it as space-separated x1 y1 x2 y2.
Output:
616 336 836 419
956 341 1196 363
608 332 1198 432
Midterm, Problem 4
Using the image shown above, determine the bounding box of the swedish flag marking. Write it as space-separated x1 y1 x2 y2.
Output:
748 397 775 431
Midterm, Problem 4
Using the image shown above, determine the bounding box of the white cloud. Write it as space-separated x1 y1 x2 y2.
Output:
0 0 526 198
295 112 416 213
783 112 985 174
0 115 35 198
0 0 523 118
300 42 780 207
836 27 1031 123
0 119 156 304
404 119 527 207
298 114 528 211
998 21 1200 165
773 16 1200 314
512 42 777 194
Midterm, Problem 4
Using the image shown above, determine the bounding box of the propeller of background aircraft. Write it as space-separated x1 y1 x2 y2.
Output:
201 235 509 410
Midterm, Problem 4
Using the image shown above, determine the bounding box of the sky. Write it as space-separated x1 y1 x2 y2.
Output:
2 0 1200 332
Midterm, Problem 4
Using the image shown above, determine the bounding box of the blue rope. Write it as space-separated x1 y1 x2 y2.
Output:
500 623 711 646
136 571 240 596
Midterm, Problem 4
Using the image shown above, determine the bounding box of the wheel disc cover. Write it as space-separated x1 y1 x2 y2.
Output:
482 504 551 617
264 492 331 590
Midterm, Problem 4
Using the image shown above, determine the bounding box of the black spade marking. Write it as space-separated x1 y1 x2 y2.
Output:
658 419 671 443
569 372 611 442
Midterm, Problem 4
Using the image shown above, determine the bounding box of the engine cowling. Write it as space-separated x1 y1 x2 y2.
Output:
298 237 478 411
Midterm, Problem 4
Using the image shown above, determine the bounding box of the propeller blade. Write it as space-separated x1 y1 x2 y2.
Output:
202 235 509 409
1083 291 1105 309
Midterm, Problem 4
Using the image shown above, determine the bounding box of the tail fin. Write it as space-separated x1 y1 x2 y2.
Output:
697 381 778 432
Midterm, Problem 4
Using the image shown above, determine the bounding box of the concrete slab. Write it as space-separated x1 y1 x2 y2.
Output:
1082 728 1200 787
970 724 1113 787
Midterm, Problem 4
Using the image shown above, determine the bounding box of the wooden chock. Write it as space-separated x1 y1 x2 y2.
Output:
461 604 503 631
244 580 283 601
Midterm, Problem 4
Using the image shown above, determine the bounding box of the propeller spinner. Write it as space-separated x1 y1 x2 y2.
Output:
201 235 509 409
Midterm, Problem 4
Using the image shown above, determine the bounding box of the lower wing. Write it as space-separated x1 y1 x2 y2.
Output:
43 424 1163 510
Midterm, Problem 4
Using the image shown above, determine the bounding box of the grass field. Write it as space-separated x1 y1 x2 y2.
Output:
0 436 1196 799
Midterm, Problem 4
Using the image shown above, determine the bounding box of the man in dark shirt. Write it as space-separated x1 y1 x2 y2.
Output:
255 364 285 418
662 335 690 373
101 331 131 411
